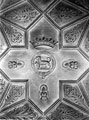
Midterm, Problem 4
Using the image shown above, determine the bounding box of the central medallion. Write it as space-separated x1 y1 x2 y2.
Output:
31 51 56 79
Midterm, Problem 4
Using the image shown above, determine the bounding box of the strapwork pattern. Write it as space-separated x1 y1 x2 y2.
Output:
0 0 89 120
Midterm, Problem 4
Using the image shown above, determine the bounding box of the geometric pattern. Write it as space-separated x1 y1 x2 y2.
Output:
0 0 89 119
1 20 26 48
61 17 88 48
1 1 41 29
47 1 87 28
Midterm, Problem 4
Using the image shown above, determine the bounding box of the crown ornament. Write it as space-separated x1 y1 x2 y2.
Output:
30 36 58 48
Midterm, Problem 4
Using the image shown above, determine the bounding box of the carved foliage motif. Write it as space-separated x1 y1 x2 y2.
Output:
64 21 86 44
62 59 79 70
2 3 40 28
0 103 40 120
64 84 86 107
8 58 25 69
2 22 23 45
30 36 58 48
48 103 89 120
4 85 24 107
48 2 86 27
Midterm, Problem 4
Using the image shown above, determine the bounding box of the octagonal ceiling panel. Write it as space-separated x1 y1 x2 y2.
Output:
47 1 88 28
1 1 40 29
61 17 88 48
1 20 26 48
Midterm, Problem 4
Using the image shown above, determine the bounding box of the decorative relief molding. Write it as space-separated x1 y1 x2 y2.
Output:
31 51 56 79
62 59 79 70
39 84 49 101
48 103 89 120
30 36 58 48
0 29 8 56
64 21 86 44
48 1 87 28
2 2 40 28
3 85 24 107
0 0 89 118
63 84 87 108
2 22 23 45
8 58 25 69
0 103 42 120
29 17 58 49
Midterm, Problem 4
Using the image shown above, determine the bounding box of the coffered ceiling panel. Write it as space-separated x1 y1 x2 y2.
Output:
0 0 89 119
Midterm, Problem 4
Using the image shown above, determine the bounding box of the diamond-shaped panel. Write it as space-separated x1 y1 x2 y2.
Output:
0 26 8 57
61 18 87 47
1 2 40 29
1 20 25 47
47 1 87 28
